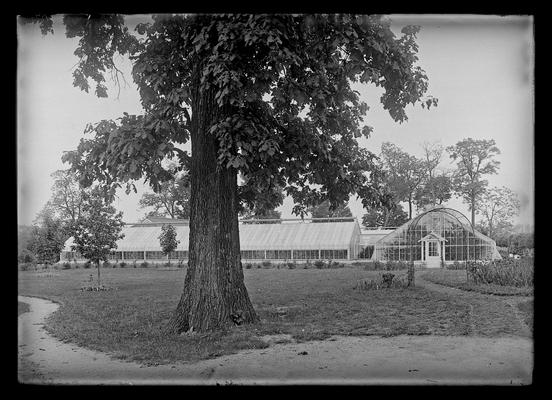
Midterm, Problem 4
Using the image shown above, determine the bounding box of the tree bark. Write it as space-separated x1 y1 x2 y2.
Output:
166 85 258 334
97 261 101 287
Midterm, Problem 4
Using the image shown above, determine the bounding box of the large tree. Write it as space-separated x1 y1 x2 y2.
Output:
476 186 520 240
26 14 437 333
446 138 500 227
380 142 426 219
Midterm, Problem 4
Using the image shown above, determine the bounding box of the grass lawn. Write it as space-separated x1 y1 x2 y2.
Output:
516 299 534 331
18 267 526 365
18 301 30 316
421 269 534 296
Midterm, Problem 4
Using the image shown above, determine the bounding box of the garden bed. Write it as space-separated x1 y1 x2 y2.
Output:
422 269 533 296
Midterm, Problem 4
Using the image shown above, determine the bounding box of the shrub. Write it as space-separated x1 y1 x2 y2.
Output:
62 262 72 270
287 262 296 269
18 262 36 271
313 260 325 269
446 261 465 270
83 261 92 269
140 261 149 268
467 258 533 287
102 261 111 269
244 263 252 269
118 262 126 268
262 260 272 268
163 262 171 268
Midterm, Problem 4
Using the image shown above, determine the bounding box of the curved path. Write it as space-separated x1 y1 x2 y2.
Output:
18 295 533 385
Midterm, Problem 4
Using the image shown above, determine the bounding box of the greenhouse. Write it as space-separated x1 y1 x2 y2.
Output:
370 207 502 267
60 217 362 263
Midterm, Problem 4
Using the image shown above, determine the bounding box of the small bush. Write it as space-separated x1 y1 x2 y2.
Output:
83 261 92 269
118 262 126 268
163 262 171 268
102 261 111 269
262 260 272 268
244 263 252 269
313 260 325 269
140 261 149 268
18 262 36 271
446 261 465 270
62 262 72 270
287 262 296 269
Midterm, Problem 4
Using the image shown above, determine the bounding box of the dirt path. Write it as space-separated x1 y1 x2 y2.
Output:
18 295 533 385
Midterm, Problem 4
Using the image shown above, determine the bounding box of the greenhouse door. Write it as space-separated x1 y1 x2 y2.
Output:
423 240 442 268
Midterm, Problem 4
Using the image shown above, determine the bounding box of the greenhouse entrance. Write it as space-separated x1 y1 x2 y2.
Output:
419 232 446 268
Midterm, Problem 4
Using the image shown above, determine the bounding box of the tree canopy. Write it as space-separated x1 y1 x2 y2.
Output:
446 138 500 226
25 14 437 333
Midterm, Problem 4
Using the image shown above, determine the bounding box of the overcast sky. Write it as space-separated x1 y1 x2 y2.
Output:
17 14 534 227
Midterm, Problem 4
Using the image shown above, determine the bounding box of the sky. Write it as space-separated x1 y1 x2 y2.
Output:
17 14 534 227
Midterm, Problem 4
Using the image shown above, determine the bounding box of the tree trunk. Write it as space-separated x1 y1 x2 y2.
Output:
166 85 258 334
97 261 101 286
471 194 476 228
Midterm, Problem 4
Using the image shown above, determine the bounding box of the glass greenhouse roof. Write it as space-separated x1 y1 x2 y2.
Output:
63 220 360 252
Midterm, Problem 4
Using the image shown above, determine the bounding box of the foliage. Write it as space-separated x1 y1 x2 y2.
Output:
476 186 520 240
139 168 191 219
18 262 36 271
362 203 408 228
446 261 465 270
158 224 180 258
446 138 501 225
261 260 272 268
28 206 67 264
466 258 533 287
119 262 127 268
71 187 125 265
380 142 426 219
18 248 36 264
83 260 92 269
48 169 88 229
313 260 326 268
140 261 150 268
62 262 72 269
360 260 408 271
308 199 353 221
239 180 284 222
31 14 437 331
414 174 452 210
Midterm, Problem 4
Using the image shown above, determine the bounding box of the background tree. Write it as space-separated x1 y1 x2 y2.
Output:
18 225 36 264
307 199 353 222
446 138 500 227
380 142 426 219
414 173 452 210
139 172 191 219
159 224 180 265
71 187 125 286
361 203 409 228
28 204 67 265
476 186 520 240
48 169 87 230
30 14 437 333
